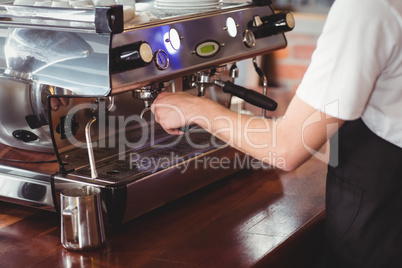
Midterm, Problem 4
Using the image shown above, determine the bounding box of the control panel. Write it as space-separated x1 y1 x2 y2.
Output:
111 5 294 89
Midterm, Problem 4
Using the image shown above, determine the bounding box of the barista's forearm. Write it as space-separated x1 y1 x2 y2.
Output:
189 98 308 171
153 93 340 171
189 96 340 171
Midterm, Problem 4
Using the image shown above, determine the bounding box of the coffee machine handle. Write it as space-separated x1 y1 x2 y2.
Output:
214 80 277 111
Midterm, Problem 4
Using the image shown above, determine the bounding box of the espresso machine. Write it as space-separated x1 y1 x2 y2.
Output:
0 0 294 225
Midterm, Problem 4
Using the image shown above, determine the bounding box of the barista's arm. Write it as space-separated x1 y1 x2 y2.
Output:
152 92 344 171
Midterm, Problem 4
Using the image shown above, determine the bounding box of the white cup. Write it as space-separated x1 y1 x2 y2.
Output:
123 6 136 22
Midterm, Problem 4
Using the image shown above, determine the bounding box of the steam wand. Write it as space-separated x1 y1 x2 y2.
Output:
229 62 239 83
252 57 269 118
85 97 115 179
85 117 98 179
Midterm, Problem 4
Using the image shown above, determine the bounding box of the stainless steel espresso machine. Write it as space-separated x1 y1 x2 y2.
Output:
0 0 294 225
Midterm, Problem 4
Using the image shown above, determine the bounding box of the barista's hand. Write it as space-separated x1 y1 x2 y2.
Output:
152 92 223 135
50 97 69 111
151 92 197 135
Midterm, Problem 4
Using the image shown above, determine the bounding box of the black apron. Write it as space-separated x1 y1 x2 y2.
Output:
325 118 402 267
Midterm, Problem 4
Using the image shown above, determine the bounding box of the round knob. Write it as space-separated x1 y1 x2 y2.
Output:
119 41 153 64
272 11 295 33
111 41 153 72
251 12 295 39
138 42 153 63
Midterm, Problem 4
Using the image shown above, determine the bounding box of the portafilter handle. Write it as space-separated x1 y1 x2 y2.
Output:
180 79 277 133
134 82 171 118
214 80 277 111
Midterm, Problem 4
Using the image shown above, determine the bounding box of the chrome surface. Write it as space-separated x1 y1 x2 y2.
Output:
0 5 121 33
111 4 286 94
0 164 54 209
0 1 291 224
0 75 54 152
0 2 281 97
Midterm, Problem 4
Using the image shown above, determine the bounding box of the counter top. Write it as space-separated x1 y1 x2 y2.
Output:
0 156 326 267
0 90 326 267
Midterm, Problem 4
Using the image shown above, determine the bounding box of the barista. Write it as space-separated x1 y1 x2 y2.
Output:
152 0 402 266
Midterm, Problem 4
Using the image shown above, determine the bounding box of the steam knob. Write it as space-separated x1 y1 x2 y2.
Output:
111 41 153 72
251 12 295 39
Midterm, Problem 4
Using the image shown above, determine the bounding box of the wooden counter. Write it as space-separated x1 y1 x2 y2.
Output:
0 156 326 268
0 90 326 267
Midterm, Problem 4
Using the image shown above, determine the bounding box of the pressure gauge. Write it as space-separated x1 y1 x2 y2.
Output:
154 49 169 70
243 30 255 48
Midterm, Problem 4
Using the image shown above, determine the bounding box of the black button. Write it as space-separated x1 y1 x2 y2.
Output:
20 182 47 201
13 130 39 142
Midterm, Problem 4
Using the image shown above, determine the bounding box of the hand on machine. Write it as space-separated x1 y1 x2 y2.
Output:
133 62 277 134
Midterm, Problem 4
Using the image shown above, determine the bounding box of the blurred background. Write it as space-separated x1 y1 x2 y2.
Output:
272 0 335 14
235 0 335 96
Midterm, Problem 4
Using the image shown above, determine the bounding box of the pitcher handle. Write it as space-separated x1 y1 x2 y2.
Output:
62 206 78 243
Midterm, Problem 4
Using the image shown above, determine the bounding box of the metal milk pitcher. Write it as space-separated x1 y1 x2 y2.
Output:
60 186 106 251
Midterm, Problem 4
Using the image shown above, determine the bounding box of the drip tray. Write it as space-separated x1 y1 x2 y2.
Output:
68 130 226 184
